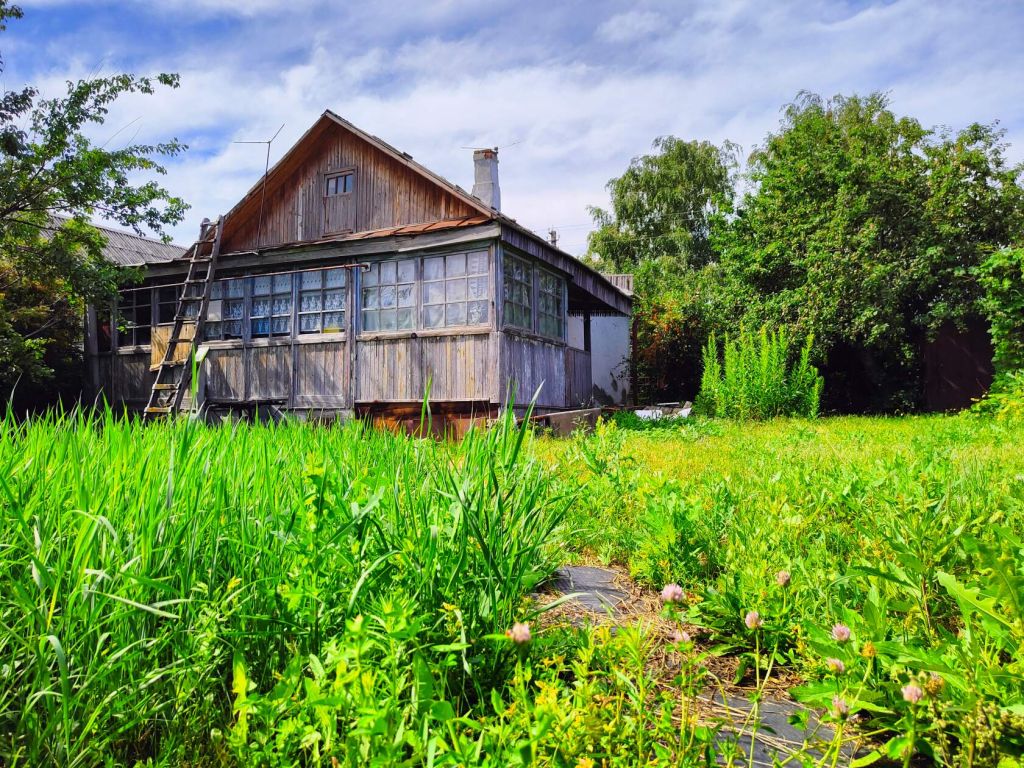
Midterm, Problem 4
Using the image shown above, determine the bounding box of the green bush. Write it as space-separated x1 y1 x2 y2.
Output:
979 247 1024 376
696 326 823 419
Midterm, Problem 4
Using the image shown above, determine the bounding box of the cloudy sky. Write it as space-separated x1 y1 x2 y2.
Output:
4 0 1024 254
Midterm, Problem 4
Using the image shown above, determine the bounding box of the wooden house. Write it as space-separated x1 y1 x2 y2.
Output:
85 111 632 421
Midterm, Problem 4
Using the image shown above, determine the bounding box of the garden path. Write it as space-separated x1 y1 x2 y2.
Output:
548 565 869 766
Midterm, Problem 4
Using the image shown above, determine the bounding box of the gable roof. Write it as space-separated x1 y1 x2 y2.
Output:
152 110 631 312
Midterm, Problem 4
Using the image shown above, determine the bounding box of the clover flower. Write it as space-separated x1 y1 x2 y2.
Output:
506 622 531 644
775 570 791 587
831 696 849 719
744 610 763 629
826 657 845 674
831 623 851 643
860 641 877 659
670 629 692 644
661 583 685 603
901 683 924 704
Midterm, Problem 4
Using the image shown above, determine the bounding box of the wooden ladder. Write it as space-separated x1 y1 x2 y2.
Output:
144 217 224 417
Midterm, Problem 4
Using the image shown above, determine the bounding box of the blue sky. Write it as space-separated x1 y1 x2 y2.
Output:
4 0 1024 253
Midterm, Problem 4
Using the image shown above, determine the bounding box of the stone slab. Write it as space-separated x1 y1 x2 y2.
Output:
551 565 630 614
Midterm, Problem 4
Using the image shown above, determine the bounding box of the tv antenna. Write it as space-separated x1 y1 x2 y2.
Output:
234 123 285 251
459 139 523 151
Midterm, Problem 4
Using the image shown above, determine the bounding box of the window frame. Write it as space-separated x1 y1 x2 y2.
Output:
298 267 348 336
536 267 566 341
249 273 294 339
420 250 490 332
325 169 355 198
361 258 417 333
115 286 153 348
502 252 534 333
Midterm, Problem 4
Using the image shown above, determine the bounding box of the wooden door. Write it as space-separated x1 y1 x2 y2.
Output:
323 169 356 235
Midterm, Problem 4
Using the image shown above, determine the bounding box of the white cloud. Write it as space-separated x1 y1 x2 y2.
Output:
7 0 1024 255
597 11 666 44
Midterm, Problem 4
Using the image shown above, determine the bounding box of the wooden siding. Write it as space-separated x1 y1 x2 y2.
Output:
294 341 347 407
565 347 593 408
205 348 246 401
99 351 154 403
205 342 347 407
222 121 479 253
356 333 494 402
499 334 566 409
247 345 292 401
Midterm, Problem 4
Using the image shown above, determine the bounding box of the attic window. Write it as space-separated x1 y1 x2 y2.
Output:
325 171 354 196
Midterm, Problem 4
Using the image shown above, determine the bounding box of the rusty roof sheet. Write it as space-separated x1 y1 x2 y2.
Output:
221 215 492 256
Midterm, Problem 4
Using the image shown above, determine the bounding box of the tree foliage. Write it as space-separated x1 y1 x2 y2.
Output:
591 91 1024 411
0 1 187 402
587 136 737 274
718 92 1024 410
978 247 1024 376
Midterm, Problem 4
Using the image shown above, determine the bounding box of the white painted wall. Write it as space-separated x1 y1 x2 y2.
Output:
568 314 631 405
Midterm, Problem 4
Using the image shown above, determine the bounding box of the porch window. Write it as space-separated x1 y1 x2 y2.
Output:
362 259 415 332
251 273 292 337
422 250 489 329
298 268 347 334
502 253 532 331
204 278 245 340
116 287 151 347
537 269 565 339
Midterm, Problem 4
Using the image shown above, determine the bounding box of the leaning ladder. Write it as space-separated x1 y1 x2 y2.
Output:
143 217 224 417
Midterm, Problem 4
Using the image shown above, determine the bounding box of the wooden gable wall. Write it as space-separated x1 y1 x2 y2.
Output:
221 119 480 253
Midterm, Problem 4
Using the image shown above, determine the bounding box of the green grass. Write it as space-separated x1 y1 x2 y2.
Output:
1 408 1022 766
0 407 568 766
539 412 1024 764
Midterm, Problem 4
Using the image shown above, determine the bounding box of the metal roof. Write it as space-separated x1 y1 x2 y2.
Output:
47 216 188 266
89 221 188 266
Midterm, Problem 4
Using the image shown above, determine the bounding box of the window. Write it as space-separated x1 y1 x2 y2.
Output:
325 171 354 196
422 250 489 329
116 288 151 346
299 268 347 334
537 269 565 339
502 254 532 331
251 274 292 337
362 259 415 332
204 278 245 340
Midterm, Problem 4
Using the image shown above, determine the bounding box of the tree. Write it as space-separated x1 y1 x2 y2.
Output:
0 1 187 403
587 136 738 274
718 92 1024 411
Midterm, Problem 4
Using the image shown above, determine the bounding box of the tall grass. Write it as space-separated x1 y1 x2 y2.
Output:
697 325 823 419
0 406 567 766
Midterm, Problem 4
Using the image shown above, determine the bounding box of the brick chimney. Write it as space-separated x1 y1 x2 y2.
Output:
471 148 501 211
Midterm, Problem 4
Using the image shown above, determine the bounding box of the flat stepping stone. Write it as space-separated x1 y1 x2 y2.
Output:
551 565 630 614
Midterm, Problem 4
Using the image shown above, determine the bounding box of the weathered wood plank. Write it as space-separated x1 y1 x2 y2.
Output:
565 347 593 408
221 120 480 253
294 341 347 407
205 348 246 401
499 334 566 409
246 346 291 401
